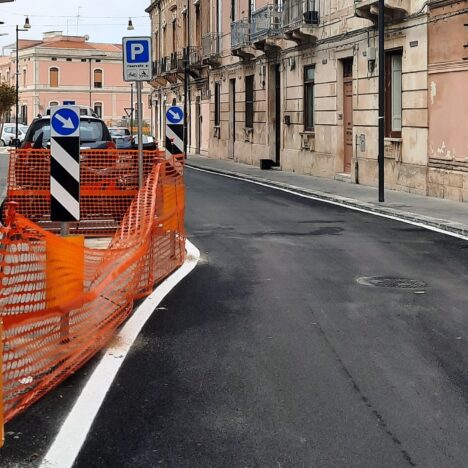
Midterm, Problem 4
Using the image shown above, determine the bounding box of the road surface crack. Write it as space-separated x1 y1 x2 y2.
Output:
311 316 417 467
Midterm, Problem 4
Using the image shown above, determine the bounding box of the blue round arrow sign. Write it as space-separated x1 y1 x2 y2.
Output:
52 108 80 136
166 106 184 125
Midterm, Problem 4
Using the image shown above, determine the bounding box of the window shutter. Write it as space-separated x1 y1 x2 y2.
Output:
391 54 402 132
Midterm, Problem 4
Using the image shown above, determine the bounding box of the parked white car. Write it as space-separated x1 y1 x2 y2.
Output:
1 123 29 146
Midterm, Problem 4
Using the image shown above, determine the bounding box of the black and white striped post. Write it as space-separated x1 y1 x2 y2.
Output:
165 105 184 158
50 105 80 235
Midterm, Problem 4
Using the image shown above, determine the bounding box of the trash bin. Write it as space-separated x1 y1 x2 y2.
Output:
260 159 274 170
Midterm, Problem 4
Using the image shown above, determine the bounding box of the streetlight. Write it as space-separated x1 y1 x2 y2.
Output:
127 19 135 135
88 53 106 108
15 16 30 143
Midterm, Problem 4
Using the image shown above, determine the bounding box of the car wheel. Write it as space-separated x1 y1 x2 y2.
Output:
0 139 5 147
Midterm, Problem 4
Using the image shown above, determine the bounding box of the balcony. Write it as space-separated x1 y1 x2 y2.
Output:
150 58 169 86
283 0 320 42
354 0 410 21
231 19 255 59
188 46 202 67
169 51 184 73
202 32 221 66
187 46 202 79
251 4 283 49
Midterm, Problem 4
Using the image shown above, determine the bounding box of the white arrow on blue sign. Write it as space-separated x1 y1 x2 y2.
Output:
51 106 80 137
166 106 184 125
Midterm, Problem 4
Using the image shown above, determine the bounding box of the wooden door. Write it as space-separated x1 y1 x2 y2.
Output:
343 59 353 173
229 78 236 159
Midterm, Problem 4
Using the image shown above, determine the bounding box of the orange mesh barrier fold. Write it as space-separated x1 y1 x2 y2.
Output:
5 149 166 236
0 155 185 425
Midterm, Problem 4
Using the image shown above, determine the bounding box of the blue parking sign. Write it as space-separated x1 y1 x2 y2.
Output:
123 37 152 82
125 40 150 63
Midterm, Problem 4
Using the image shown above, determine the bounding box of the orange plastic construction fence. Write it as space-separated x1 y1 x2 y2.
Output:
5 149 165 236
0 154 185 438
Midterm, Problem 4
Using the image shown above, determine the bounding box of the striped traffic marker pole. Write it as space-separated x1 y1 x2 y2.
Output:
50 105 80 232
165 105 184 157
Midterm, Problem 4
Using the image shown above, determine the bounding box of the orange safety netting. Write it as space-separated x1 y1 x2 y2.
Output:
5 149 164 236
0 153 185 438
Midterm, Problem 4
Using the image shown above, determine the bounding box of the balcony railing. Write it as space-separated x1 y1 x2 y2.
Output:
202 32 221 58
169 51 184 72
231 19 251 49
153 58 167 76
188 46 202 66
251 4 283 43
283 0 320 30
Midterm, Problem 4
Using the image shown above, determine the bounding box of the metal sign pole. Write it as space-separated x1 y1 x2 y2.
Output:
136 81 144 188
122 36 152 188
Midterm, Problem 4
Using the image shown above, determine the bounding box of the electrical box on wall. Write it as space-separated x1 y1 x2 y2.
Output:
366 47 376 61
366 47 376 73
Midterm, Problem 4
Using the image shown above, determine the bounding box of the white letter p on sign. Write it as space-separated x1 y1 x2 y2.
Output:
131 43 144 61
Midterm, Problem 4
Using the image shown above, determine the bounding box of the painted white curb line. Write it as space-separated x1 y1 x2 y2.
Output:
40 240 200 468
187 165 468 242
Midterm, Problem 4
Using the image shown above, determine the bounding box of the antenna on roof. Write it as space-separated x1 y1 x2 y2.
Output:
76 5 82 35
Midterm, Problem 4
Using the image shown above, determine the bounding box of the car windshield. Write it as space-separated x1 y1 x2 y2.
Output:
31 119 106 145
110 129 130 137
19 125 28 133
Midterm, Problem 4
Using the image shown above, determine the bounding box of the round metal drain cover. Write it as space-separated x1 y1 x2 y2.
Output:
357 276 427 289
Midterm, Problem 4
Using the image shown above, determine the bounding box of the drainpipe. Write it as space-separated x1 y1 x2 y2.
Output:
378 0 385 202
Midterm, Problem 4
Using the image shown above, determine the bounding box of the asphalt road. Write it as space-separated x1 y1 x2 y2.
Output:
3 167 468 467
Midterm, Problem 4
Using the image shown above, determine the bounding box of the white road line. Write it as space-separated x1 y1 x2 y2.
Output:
187 165 468 242
40 240 200 468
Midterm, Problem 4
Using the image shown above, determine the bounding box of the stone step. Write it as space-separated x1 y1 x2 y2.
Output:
335 172 351 183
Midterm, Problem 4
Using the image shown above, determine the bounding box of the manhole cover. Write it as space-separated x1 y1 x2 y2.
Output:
357 276 427 289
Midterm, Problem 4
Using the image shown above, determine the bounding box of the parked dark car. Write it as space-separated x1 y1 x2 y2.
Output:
21 116 116 150
109 127 134 149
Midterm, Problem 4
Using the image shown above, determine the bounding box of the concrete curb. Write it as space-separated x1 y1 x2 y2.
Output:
186 163 468 240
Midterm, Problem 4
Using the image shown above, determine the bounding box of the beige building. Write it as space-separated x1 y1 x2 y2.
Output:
146 0 467 202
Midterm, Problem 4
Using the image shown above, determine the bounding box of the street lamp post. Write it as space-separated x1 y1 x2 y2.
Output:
378 0 385 202
127 19 135 137
15 17 30 143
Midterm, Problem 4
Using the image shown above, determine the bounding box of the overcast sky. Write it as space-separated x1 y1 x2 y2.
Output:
0 0 151 51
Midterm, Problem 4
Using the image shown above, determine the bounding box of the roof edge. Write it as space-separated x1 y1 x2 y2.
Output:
145 0 159 13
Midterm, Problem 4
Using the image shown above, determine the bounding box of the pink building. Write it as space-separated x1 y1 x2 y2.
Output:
0 31 152 130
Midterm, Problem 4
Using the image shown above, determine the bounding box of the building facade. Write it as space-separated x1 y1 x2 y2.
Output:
0 31 152 129
147 0 467 202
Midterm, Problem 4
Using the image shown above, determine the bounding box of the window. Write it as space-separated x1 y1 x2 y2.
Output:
49 101 59 107
94 69 103 88
94 102 103 118
214 82 221 126
172 13 177 52
21 105 27 125
66 58 72 62
23 68 27 87
304 65 315 131
51 57 57 61
81 58 87 62
385 50 402 138
245 75 254 128
50 67 59 87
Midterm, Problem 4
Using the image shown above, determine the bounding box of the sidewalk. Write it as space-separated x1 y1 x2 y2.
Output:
186 154 468 239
